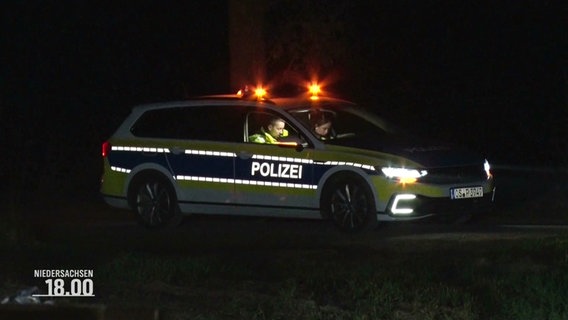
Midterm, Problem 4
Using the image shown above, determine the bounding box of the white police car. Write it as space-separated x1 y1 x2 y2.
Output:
100 86 495 232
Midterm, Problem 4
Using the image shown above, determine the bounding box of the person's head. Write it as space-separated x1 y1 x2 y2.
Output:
311 113 333 139
266 117 286 139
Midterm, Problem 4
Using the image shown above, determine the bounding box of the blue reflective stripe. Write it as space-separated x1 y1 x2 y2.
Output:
236 158 313 185
169 153 234 178
176 175 317 189
108 146 378 188
321 161 375 171
108 151 170 173
111 166 131 173
112 146 170 153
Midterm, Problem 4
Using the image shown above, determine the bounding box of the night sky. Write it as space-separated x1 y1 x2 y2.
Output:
2 1 566 201
342 1 566 166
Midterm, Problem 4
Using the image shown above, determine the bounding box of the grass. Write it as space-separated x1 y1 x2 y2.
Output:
2 166 568 319
5 234 560 320
101 239 568 319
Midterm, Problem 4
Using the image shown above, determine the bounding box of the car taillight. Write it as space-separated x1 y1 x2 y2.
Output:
102 141 111 157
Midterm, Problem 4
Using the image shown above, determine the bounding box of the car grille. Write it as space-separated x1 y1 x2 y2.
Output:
420 164 487 184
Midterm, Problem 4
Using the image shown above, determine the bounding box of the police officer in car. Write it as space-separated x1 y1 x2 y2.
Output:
249 117 288 144
310 112 333 140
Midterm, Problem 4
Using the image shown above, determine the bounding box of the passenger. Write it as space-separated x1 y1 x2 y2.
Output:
311 112 333 140
249 117 288 144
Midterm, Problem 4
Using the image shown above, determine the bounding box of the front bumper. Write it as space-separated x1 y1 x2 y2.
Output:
378 188 496 221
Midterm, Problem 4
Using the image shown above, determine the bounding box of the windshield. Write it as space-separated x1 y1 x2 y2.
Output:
289 104 399 145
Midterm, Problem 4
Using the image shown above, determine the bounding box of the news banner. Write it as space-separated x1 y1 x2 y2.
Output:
32 269 95 298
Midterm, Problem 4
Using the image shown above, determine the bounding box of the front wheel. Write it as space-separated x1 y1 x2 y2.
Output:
132 176 182 228
321 174 378 233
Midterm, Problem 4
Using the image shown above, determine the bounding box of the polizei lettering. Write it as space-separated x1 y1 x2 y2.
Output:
251 162 303 179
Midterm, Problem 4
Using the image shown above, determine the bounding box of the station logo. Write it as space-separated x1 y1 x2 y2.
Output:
32 269 95 298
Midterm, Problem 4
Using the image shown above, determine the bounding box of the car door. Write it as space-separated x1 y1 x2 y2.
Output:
233 110 318 214
164 105 244 206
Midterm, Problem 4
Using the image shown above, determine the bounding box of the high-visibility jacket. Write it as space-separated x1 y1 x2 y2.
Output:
249 128 288 144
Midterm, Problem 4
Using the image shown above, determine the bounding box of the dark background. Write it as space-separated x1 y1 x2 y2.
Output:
2 1 566 206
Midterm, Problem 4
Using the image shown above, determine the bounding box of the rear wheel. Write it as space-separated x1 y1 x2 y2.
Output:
321 174 378 233
131 175 181 228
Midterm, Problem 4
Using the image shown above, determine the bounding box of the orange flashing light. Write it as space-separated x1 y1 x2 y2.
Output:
236 85 250 98
236 85 268 100
308 82 321 100
254 87 267 100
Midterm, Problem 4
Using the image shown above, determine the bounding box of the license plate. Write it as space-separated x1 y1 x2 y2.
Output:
450 186 484 199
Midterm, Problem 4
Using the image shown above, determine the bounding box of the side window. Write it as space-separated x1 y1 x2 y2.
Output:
290 108 336 141
131 108 183 138
131 105 245 142
179 105 244 142
334 110 387 137
246 111 303 144
246 112 271 139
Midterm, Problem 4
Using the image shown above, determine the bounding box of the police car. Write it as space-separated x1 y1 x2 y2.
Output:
100 86 495 232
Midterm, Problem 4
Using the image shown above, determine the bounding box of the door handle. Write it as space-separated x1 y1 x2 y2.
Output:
170 147 184 155
238 151 253 160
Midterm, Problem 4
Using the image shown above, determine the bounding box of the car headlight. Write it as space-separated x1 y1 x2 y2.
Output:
484 159 492 179
380 167 427 184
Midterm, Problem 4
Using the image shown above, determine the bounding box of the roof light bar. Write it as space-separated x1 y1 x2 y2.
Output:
308 82 321 100
237 85 268 101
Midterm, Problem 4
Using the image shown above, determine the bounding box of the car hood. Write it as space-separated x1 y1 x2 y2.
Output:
331 134 484 167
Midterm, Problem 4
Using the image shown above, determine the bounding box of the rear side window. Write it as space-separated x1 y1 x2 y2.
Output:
131 105 245 142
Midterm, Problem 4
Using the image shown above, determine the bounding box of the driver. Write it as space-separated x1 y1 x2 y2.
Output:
249 117 289 144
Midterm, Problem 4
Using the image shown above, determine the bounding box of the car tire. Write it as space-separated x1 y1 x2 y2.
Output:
131 174 182 228
321 173 378 233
